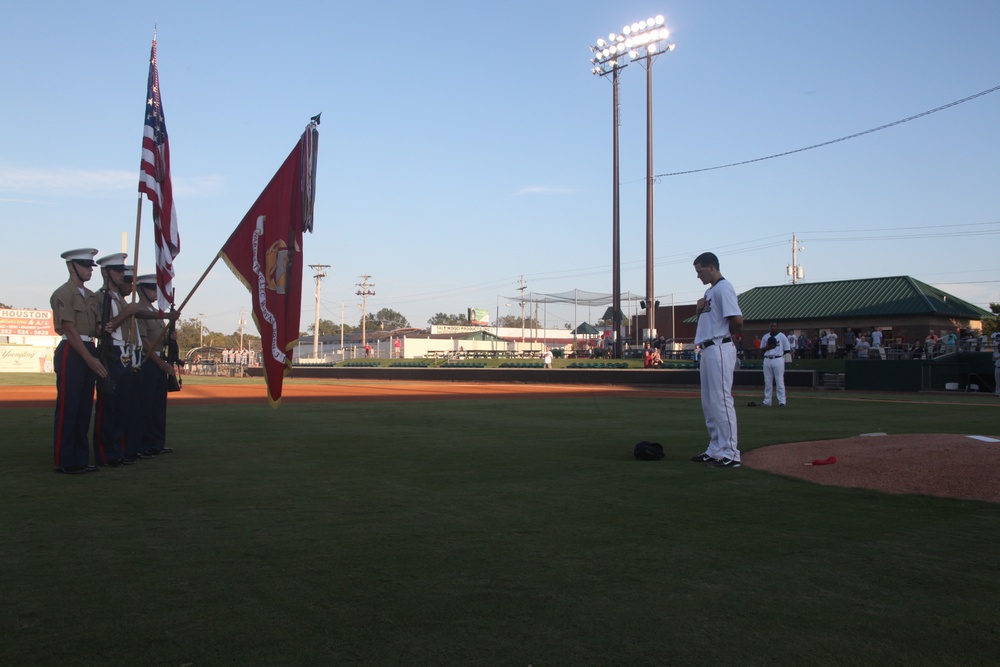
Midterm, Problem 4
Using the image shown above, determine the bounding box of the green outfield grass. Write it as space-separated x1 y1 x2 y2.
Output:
2 382 998 665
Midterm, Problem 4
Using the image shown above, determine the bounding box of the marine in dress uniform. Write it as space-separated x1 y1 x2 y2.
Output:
51 248 108 474
135 274 176 456
118 265 148 462
89 253 143 467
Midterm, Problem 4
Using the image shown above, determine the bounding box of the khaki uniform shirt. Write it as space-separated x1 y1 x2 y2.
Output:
50 281 98 337
138 305 166 357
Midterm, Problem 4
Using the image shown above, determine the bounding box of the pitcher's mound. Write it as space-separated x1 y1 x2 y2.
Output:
743 433 1000 503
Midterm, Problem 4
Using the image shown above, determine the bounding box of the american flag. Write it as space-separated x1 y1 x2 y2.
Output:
138 37 179 313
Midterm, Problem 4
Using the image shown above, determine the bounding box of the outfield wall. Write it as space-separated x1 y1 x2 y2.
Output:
261 366 818 389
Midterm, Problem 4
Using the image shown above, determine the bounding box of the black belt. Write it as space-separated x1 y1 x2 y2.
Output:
700 337 732 348
765 354 783 359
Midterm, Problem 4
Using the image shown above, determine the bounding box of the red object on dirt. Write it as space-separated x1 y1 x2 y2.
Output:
810 456 838 466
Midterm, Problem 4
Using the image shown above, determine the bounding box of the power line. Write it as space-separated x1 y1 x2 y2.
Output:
806 230 1000 243
655 84 1000 178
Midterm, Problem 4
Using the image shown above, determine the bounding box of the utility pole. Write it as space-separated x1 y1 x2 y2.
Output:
198 313 206 348
787 233 805 284
309 264 330 359
356 275 375 349
238 307 246 350
518 275 527 343
340 302 345 355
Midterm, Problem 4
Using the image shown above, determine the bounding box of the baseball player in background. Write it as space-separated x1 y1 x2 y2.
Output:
760 321 791 407
689 252 744 468
993 346 1000 397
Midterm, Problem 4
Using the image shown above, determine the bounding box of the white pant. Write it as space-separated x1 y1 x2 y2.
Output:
763 356 786 406
699 342 740 461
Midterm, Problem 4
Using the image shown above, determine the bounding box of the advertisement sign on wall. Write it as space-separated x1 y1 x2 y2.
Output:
0 346 54 372
0 309 57 337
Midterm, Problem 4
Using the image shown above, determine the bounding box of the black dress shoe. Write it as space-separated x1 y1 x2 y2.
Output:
84 465 99 472
136 452 153 459
55 466 86 474
152 447 174 455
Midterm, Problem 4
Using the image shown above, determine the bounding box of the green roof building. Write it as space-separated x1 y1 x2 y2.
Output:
736 276 991 349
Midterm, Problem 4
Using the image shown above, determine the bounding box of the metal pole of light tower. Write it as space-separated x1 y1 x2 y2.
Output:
611 66 622 358
622 16 673 344
644 59 656 341
590 36 626 359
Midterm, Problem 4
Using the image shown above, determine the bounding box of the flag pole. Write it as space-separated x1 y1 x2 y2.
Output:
173 253 222 315
124 193 143 347
130 194 142 303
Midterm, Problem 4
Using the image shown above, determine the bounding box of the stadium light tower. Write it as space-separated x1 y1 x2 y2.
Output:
589 31 628 357
591 16 674 345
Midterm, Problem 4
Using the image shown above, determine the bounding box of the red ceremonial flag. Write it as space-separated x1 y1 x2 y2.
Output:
220 123 319 406
138 36 180 312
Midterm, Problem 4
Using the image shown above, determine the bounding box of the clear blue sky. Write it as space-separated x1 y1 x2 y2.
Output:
2 1 998 335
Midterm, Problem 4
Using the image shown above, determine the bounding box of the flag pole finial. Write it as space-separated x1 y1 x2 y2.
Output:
310 112 322 126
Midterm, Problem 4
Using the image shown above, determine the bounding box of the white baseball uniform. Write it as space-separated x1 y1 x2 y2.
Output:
993 350 1000 397
760 331 790 406
695 277 742 462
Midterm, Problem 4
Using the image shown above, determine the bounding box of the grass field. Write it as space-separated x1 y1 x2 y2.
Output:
2 376 999 666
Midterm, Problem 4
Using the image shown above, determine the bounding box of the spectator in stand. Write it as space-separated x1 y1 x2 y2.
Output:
941 329 958 354
855 335 871 360
843 330 855 356
819 331 828 358
826 330 838 358
797 332 808 358
871 328 884 359
925 330 939 357
752 335 761 359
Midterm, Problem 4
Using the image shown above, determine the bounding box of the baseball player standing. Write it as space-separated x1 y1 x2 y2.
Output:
689 252 744 468
993 346 1000 397
759 322 791 407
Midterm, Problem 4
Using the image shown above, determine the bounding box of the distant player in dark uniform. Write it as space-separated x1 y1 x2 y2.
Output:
50 248 108 474
135 274 177 455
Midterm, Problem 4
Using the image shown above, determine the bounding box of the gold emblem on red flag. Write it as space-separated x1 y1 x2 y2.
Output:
265 239 289 295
